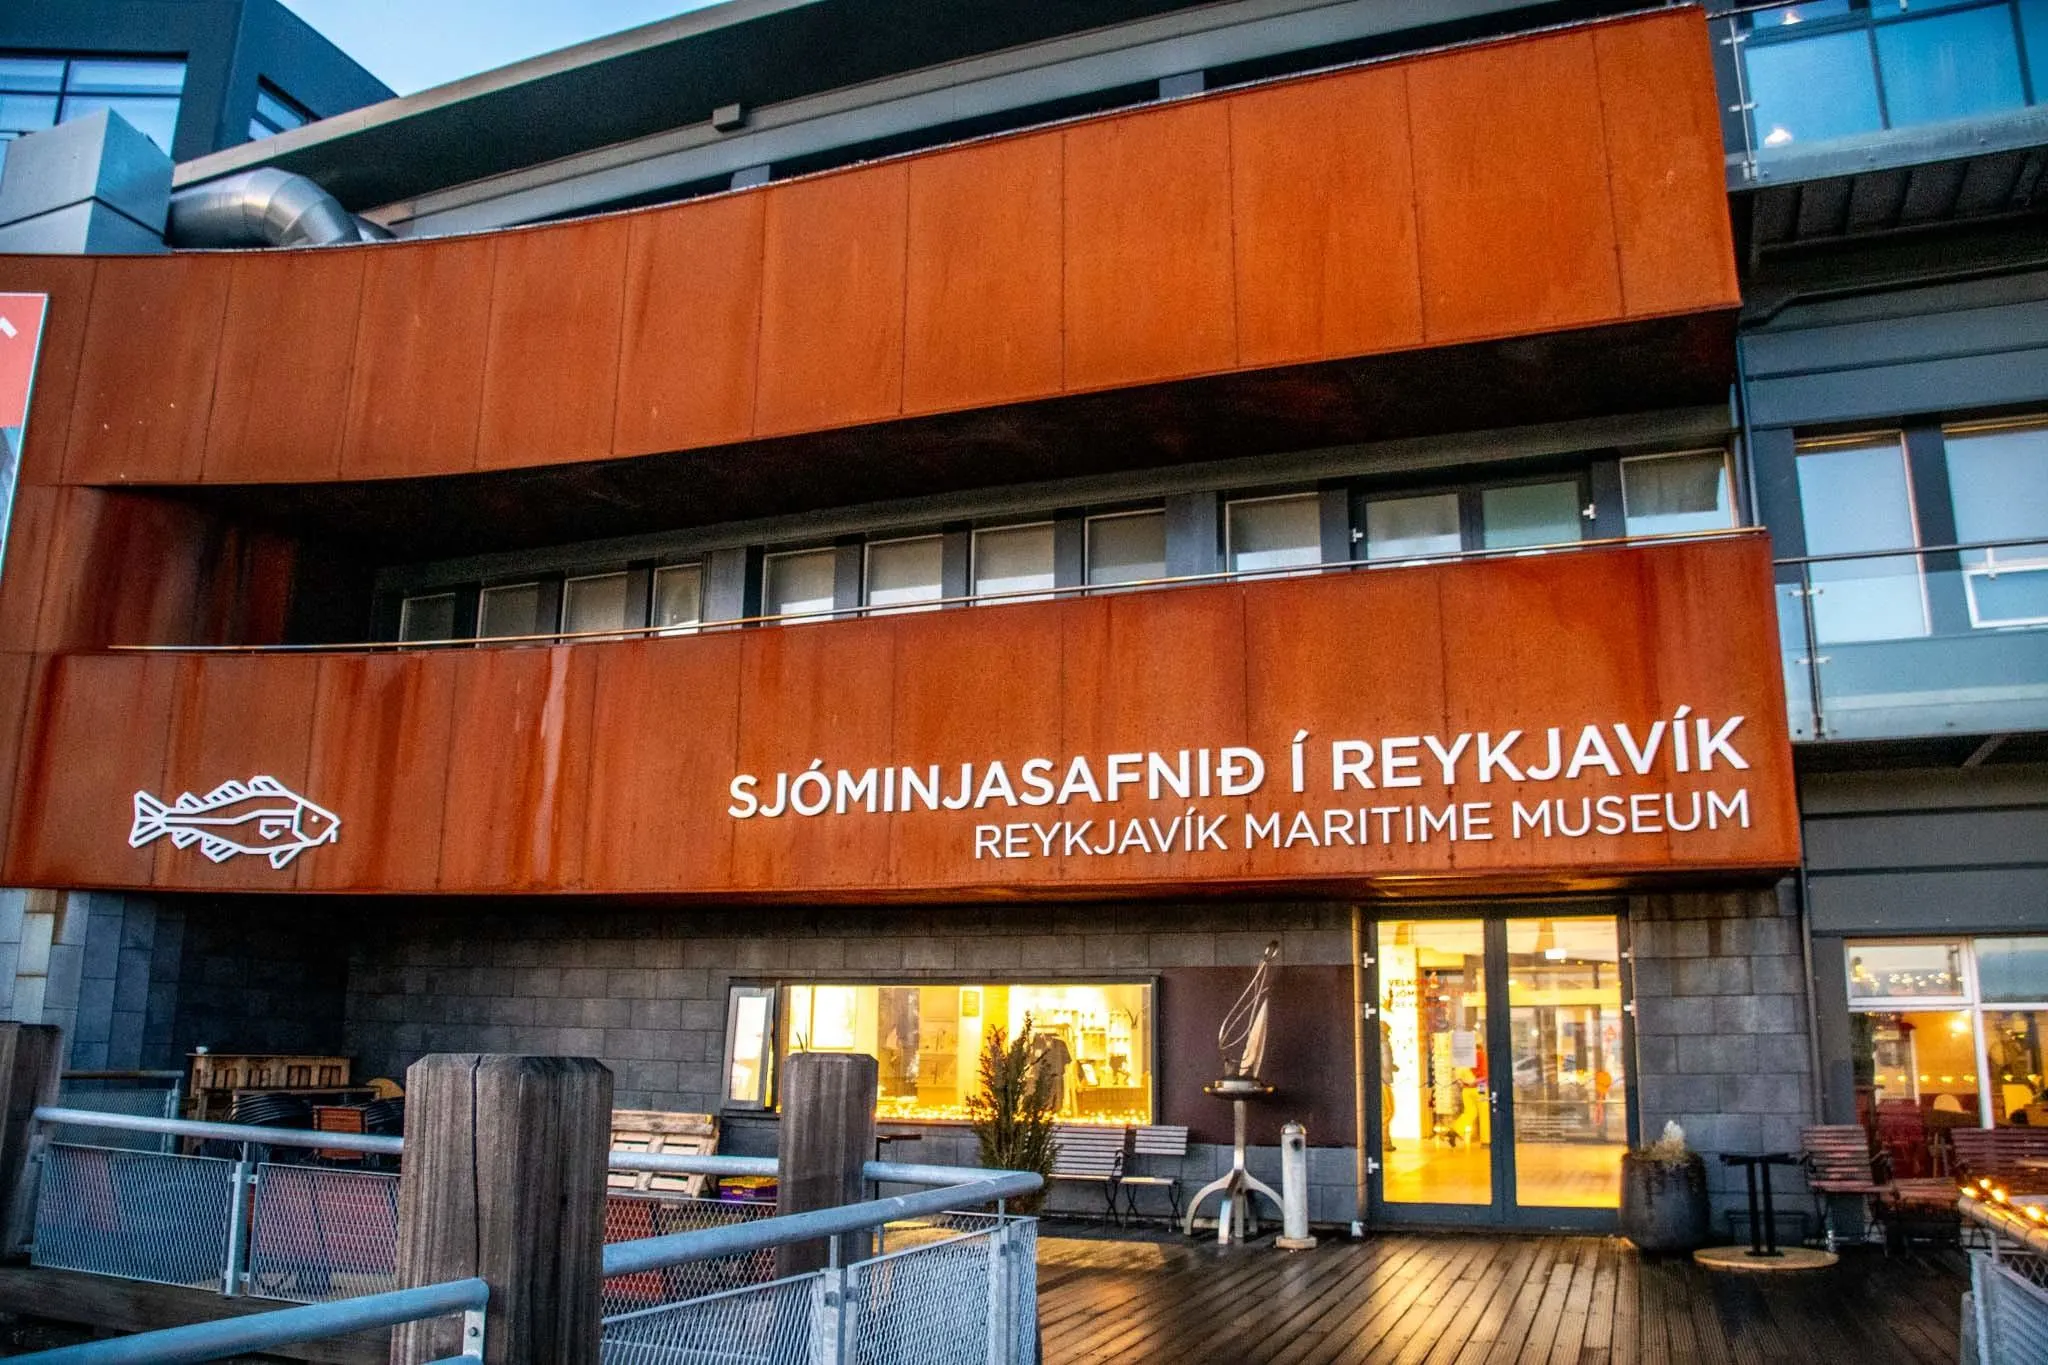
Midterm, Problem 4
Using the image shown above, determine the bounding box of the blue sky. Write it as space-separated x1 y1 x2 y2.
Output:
279 1 731 97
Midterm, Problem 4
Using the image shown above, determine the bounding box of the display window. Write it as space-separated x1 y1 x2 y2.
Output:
754 981 1153 1125
1846 935 2048 1178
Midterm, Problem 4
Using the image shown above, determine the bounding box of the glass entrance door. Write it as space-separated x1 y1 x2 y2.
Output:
1371 912 1630 1227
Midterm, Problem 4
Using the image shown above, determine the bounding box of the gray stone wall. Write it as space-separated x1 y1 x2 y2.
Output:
1629 883 1815 1232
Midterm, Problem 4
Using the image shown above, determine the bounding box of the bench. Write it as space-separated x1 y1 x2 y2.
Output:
1952 1125 2048 1194
608 1109 719 1198
1050 1124 1126 1223
1119 1125 1189 1225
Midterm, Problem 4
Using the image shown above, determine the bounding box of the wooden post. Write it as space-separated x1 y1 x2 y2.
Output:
0 1023 63 1259
389 1054 611 1365
775 1051 876 1276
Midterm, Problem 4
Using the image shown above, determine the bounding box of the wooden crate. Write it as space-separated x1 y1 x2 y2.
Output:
608 1109 719 1197
186 1054 352 1121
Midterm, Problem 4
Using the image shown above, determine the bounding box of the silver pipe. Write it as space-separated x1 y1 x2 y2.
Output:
602 1172 1042 1277
167 168 367 248
34 1105 402 1155
8 1276 486 1365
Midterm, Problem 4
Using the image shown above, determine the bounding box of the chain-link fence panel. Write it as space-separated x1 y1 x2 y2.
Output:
1008 1218 1038 1365
602 1193 781 1317
845 1229 993 1365
1974 1251 2048 1364
31 1145 233 1290
51 1081 181 1152
602 1271 819 1365
247 1164 401 1302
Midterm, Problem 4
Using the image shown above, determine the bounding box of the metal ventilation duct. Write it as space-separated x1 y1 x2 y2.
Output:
167 168 377 248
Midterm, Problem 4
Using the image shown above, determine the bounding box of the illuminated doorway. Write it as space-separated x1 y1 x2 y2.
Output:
1369 910 1633 1228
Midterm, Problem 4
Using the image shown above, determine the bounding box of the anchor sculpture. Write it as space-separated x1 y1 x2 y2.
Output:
1184 940 1284 1244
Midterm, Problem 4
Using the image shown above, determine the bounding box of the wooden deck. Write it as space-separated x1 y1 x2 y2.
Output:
1036 1231 1964 1364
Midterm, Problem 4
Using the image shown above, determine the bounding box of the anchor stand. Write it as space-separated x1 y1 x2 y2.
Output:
1184 1078 1280 1245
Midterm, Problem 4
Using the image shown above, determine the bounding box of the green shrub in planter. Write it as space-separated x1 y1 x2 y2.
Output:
1619 1122 1710 1253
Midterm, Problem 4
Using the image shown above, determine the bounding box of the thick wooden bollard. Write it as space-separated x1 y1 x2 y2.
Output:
390 1055 611 1365
0 1023 63 1259
775 1051 876 1276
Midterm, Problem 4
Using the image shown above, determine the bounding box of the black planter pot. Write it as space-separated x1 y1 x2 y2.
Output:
1619 1152 1710 1253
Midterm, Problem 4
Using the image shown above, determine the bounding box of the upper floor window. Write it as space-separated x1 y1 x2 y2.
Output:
1480 480 1584 552
864 536 943 615
1944 419 2048 627
1739 1 2042 156
477 581 544 638
1795 433 1927 643
972 523 1054 604
562 571 629 638
249 81 311 142
398 593 456 643
653 564 703 634
1085 509 1166 588
763 548 837 624
1226 494 1321 577
1365 493 1461 564
1621 451 1736 538
0 53 185 174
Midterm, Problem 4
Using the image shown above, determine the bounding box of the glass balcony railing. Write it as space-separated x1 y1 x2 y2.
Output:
1778 539 2048 741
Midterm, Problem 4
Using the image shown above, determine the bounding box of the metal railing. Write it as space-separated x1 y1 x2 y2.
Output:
8 1275 488 1365
22 1108 1043 1364
1961 1196 2048 1365
1774 537 2048 742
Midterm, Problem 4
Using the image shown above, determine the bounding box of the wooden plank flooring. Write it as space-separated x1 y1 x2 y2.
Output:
1037 1232 1963 1364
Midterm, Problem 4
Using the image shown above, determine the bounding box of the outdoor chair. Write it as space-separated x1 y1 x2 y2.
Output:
1050 1124 1126 1224
1800 1124 1889 1252
1119 1124 1190 1225
1953 1125 2048 1194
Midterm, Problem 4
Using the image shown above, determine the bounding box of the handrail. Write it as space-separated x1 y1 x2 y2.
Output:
102 526 1766 655
33 1106 401 1156
601 1171 1042 1278
604 1151 1030 1189
7 1276 487 1365
1774 537 2048 568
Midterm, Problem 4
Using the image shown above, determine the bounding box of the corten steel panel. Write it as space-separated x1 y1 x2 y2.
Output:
475 218 630 470
729 618 898 890
1636 539 1801 864
63 255 232 485
0 485 60 652
151 652 322 888
1593 13 1742 319
1436 549 1675 872
1057 589 1252 884
614 193 766 456
300 652 460 892
580 632 745 891
340 236 494 480
1226 67 1424 368
7 652 177 888
883 603 1066 888
0 255 96 487
1239 569 1449 881
202 248 367 483
437 645 598 890
0 537 1798 895
1062 98 1238 392
0 652 35 877
1405 32 1625 344
753 163 909 437
33 490 208 652
902 132 1066 416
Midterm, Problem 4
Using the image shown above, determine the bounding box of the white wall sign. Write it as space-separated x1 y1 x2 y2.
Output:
128 777 341 869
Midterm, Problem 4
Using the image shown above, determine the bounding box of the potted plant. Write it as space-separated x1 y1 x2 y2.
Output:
967 1012 1058 1214
1620 1122 1711 1253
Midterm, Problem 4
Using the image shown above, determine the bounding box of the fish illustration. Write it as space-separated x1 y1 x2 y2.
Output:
128 777 340 869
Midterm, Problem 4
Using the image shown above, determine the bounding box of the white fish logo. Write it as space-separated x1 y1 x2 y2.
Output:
128 776 341 869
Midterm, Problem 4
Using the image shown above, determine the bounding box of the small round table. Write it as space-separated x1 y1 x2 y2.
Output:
1183 1077 1281 1245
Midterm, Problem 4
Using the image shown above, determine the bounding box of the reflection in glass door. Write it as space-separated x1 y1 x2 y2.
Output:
1378 919 1491 1208
1506 917 1626 1210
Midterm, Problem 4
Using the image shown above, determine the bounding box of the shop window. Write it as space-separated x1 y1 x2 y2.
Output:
778 981 1153 1125
762 548 837 624
398 592 457 643
1853 1009 1981 1171
1365 493 1461 563
1085 510 1166 589
723 985 777 1109
1226 493 1321 577
1795 434 1928 644
1621 452 1736 538
477 582 544 638
653 564 703 633
972 523 1054 603
561 572 629 638
1976 937 2048 1004
1845 940 1967 1005
864 536 943 614
1944 419 2048 628
1480 481 1583 552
